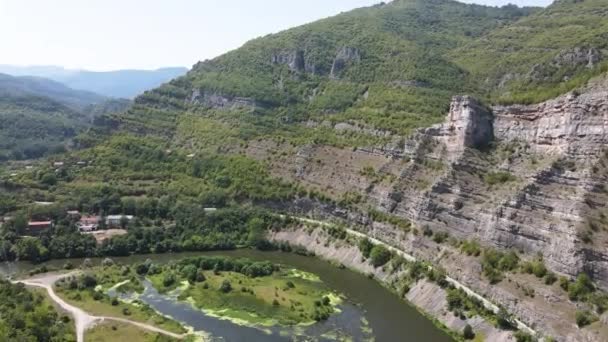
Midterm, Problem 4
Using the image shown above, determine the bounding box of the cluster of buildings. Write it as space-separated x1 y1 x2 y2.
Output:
70 213 134 232
10 212 135 236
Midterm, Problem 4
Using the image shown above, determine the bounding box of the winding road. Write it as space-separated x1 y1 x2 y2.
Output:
14 273 187 342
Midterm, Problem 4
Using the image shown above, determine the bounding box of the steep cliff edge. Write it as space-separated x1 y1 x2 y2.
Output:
387 77 608 289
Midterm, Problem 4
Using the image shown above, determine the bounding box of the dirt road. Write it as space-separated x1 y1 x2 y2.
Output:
15 272 187 342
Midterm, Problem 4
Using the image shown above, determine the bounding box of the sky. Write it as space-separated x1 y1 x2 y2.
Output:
0 0 553 71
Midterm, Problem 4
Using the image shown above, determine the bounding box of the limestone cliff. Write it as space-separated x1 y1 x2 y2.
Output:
382 77 608 289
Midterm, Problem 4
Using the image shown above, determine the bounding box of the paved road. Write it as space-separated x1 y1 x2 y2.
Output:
15 273 187 342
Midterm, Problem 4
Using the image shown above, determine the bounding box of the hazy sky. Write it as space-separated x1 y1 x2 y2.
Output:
0 0 553 71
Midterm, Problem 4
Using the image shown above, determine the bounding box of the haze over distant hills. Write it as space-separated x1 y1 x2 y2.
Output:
0 72 105 110
0 65 188 98
0 72 130 160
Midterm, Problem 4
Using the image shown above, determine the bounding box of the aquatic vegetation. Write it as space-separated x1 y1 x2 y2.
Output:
148 256 341 327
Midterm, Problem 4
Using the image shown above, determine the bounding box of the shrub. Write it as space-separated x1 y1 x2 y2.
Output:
559 276 570 291
484 171 516 186
461 240 481 257
81 275 98 288
544 272 557 285
92 291 103 301
432 232 449 244
575 310 597 327
482 249 519 284
463 324 475 340
446 289 463 311
514 331 535 342
521 259 547 278
135 263 150 275
568 274 595 301
162 273 176 287
496 308 515 330
358 238 374 258
369 245 391 267
219 280 232 293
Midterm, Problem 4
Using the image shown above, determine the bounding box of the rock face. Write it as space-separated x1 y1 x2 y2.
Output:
276 76 608 290
529 47 603 81
423 95 494 160
249 77 608 340
386 77 608 289
553 47 602 69
189 89 260 111
271 50 306 73
330 47 361 79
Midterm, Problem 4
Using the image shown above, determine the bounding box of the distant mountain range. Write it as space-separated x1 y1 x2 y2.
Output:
0 73 106 110
0 65 188 98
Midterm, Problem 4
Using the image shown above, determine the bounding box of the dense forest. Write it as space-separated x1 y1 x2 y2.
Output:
0 73 129 161
0 280 75 341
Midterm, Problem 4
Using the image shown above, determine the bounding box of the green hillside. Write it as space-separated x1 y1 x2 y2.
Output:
453 0 608 104
113 0 608 148
0 94 87 160
0 74 130 161
117 0 538 140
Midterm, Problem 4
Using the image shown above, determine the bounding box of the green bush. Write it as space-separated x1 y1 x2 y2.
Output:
369 245 392 267
575 310 597 327
219 279 233 293
544 272 557 285
482 249 519 284
569 274 595 301
460 240 481 257
358 238 374 259
514 331 536 342
483 171 516 186
521 259 547 278
463 324 475 340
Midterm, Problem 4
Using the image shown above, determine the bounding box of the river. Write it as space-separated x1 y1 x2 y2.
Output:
0 250 453 342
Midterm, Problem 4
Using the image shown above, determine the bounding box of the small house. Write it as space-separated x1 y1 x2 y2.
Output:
77 216 100 232
67 210 80 217
105 215 134 228
53 162 64 167
26 221 53 235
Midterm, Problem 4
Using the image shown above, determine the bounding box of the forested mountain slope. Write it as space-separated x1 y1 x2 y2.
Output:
3 0 608 340
0 73 106 110
0 74 130 160
117 0 538 137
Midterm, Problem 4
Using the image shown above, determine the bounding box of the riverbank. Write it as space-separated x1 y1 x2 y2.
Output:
3 249 452 341
268 226 518 342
